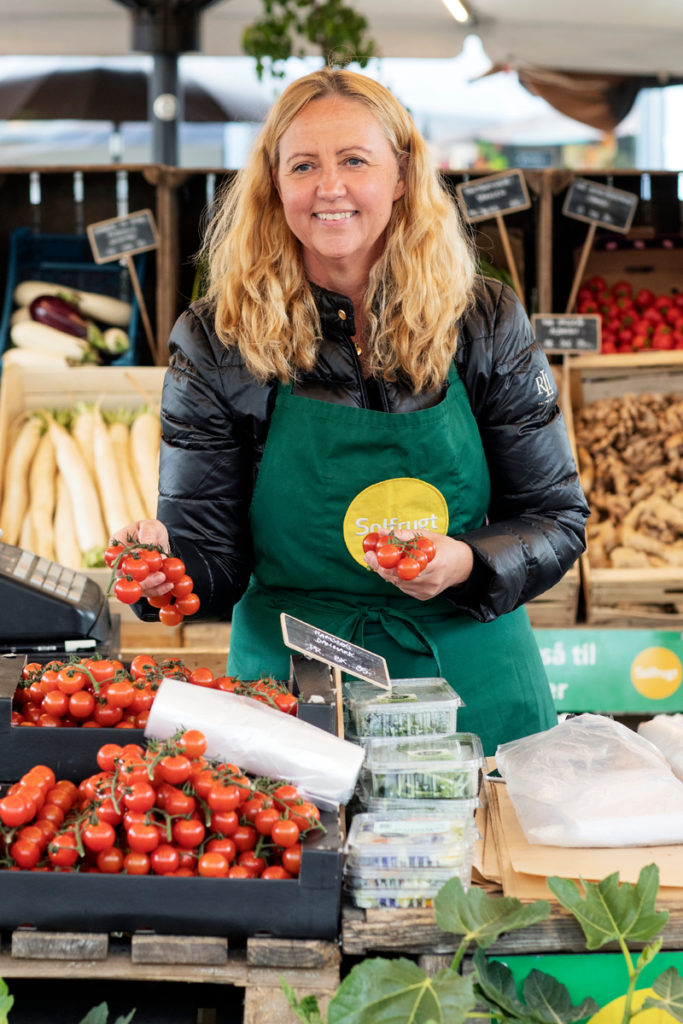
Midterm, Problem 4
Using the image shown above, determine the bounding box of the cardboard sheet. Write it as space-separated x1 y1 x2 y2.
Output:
485 780 683 901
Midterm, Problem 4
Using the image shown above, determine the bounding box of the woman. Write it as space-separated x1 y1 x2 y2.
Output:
115 68 589 755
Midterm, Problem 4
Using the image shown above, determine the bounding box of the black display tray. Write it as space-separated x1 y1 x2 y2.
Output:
0 809 342 939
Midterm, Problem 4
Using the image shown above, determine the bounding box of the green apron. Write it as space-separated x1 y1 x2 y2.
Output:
227 363 555 755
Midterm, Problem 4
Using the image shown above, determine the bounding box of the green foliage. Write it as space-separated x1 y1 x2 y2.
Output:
286 865 683 1024
546 865 669 951
241 0 379 80
0 978 13 1024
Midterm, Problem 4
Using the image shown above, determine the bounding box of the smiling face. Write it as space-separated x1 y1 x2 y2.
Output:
275 95 406 291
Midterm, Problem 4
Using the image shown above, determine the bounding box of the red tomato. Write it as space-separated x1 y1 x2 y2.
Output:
121 554 150 582
175 592 200 616
10 838 42 869
129 654 159 680
254 807 282 837
150 844 180 875
189 666 215 688
362 532 381 552
126 821 161 853
69 690 96 720
124 851 151 875
114 577 143 605
97 846 125 874
237 850 266 877
147 592 173 608
81 820 116 852
271 818 301 848
122 781 156 813
171 574 194 598
232 824 258 852
160 557 186 583
198 852 229 878
261 865 293 880
0 792 30 827
396 556 422 580
48 831 79 867
415 535 437 562
172 817 206 849
139 548 164 573
158 754 193 785
106 680 136 709
281 843 303 876
104 542 125 568
177 729 207 759
376 543 401 568
56 668 87 695
158 605 184 627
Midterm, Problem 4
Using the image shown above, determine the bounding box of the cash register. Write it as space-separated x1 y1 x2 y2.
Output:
0 538 114 655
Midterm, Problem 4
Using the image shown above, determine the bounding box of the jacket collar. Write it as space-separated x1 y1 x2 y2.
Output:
310 281 356 339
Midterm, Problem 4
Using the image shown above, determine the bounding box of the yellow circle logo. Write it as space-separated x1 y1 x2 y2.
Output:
630 647 683 700
343 478 449 567
590 989 677 1024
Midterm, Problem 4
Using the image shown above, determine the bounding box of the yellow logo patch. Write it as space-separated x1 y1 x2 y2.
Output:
630 646 683 700
343 477 449 567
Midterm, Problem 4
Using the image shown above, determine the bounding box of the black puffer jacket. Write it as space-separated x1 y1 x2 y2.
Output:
157 276 589 623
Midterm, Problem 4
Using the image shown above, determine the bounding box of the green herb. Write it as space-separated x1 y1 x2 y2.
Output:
0 979 13 1024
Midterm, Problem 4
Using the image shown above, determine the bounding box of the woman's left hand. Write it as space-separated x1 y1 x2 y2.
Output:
364 529 474 600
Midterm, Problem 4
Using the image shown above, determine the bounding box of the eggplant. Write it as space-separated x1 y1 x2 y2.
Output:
29 294 105 349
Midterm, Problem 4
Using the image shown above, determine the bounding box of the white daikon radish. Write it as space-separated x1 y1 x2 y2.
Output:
47 415 107 560
92 404 129 538
130 408 161 519
10 307 31 325
71 405 96 479
109 419 146 523
28 430 56 561
0 414 44 546
19 509 34 552
2 347 70 369
54 475 82 570
11 319 91 362
13 281 132 328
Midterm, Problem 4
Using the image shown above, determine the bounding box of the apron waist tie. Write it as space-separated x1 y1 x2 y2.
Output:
339 606 442 676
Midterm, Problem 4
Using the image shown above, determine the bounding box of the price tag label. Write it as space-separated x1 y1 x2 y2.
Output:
562 178 638 234
281 613 390 689
87 209 159 264
532 313 602 354
456 169 532 223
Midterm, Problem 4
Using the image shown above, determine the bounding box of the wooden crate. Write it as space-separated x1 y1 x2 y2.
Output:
0 928 341 1024
119 618 230 676
567 351 683 627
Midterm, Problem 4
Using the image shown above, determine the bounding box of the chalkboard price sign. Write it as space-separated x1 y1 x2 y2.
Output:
281 613 390 689
456 170 532 223
562 178 638 234
87 209 160 264
532 313 601 354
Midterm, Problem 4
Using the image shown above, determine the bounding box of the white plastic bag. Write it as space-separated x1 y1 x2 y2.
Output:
638 714 683 782
496 713 683 847
145 677 365 810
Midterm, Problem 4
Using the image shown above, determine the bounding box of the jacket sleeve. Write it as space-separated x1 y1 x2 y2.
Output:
447 280 590 622
154 305 259 620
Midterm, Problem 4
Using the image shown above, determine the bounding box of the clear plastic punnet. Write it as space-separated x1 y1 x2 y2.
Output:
360 732 484 800
344 811 478 870
343 677 464 740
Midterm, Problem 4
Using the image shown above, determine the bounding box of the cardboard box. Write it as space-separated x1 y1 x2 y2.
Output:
567 351 683 626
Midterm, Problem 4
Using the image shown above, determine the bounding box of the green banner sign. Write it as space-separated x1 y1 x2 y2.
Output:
534 629 683 713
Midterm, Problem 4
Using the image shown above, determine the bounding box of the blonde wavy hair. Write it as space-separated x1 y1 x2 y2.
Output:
202 67 477 392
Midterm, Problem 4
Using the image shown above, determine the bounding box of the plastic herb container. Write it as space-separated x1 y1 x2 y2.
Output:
343 677 464 739
362 795 479 817
344 811 478 870
361 732 484 800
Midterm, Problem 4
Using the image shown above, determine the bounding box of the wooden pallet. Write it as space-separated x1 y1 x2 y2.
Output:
119 619 232 678
341 901 683 958
1 929 341 1024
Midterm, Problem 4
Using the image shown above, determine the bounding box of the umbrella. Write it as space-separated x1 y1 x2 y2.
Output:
0 58 270 125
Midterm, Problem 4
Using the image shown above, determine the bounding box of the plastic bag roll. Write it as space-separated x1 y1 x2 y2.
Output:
145 677 365 809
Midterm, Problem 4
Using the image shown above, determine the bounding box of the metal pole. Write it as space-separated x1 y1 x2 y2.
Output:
150 51 183 165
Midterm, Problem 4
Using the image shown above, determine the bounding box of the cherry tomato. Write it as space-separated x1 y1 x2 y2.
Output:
81 820 116 852
232 824 258 852
172 818 206 849
163 787 197 817
147 592 173 608
237 850 266 877
261 865 293 880
205 837 236 863
281 843 303 876
139 548 164 573
122 781 156 813
158 754 193 786
171 574 194 598
376 543 402 568
10 838 42 869
150 843 180 875
41 689 69 718
104 542 125 568
396 555 422 580
97 846 125 874
415 535 437 561
160 557 186 583
124 851 151 875
210 810 239 836
106 680 136 709
254 807 282 837
86 659 117 685
274 692 299 715
121 554 150 582
177 729 207 759
198 852 229 878
158 605 184 627
271 818 301 848
362 532 381 552
129 654 159 680
175 592 200 616
56 668 87 695
69 690 96 720
114 577 143 605
48 831 79 867
0 792 30 827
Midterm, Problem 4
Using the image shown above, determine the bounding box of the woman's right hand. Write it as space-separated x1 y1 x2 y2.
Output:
109 519 175 599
